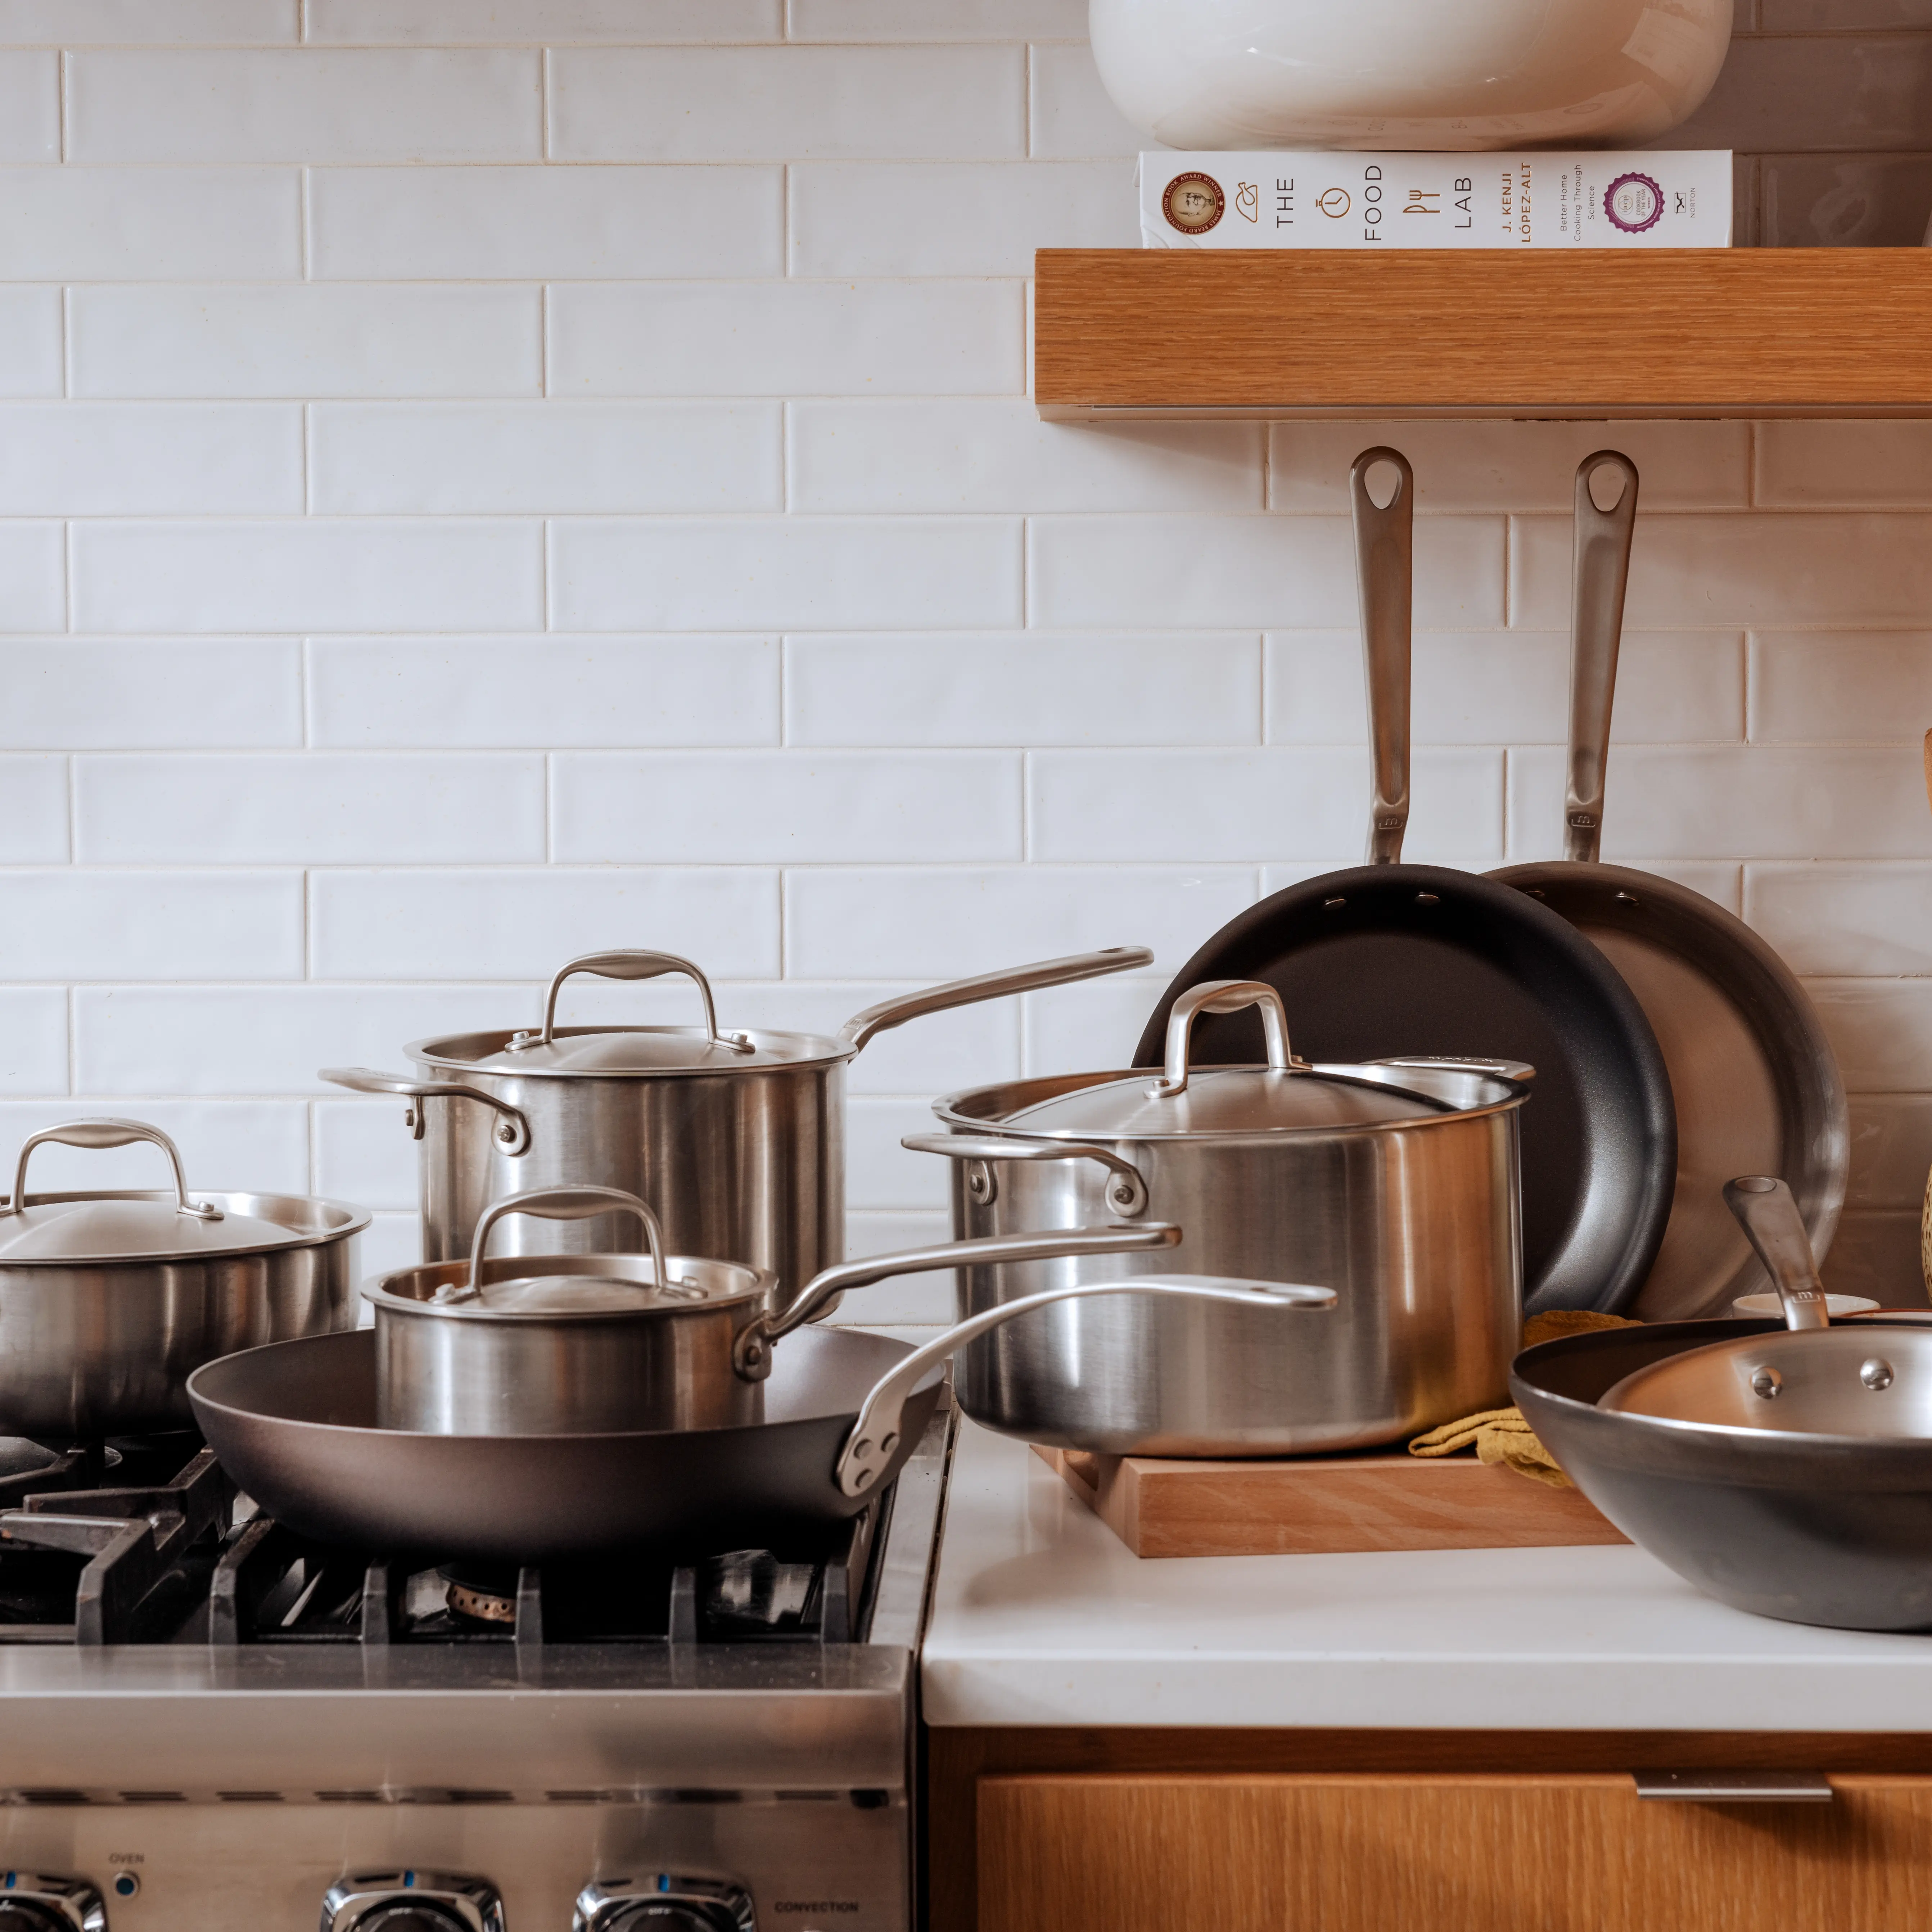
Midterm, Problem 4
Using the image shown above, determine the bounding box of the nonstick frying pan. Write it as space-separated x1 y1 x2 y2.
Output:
1133 448 1676 1314
1491 451 1847 1320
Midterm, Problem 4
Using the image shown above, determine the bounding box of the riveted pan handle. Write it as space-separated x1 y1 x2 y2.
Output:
0 1118 221 1222
902 1132 1149 1217
442 1183 675 1306
320 1068 532 1156
1149 979 1305 1099
1724 1175 1829 1332
839 947 1154 1052
1565 450 1640 865
509 951 757 1059
1352 446 1413 866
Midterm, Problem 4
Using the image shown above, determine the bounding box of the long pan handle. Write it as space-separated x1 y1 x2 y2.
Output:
839 947 1152 1051
1724 1175 1829 1332
1565 450 1639 864
1351 447 1413 866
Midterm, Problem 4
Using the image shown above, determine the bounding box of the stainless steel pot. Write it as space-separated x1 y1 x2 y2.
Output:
0 1118 366 1439
910 979 1532 1455
325 943 1148 1306
365 1182 1334 1442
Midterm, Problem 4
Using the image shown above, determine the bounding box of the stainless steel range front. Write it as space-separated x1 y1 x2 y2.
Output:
0 1401 952 1932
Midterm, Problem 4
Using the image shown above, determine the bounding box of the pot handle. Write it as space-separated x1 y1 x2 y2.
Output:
1724 1175 1829 1333
1149 979 1303 1099
835 1272 1338 1498
1565 450 1639 865
0 1118 221 1222
1353 446 1413 867
1368 1054 1538 1084
901 1132 1148 1218
442 1182 677 1306
320 1068 533 1157
838 948 1154 1052
509 951 758 1059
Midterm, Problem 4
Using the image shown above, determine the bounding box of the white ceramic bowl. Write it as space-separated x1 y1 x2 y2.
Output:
1090 0 1733 152
1730 1292 1881 1321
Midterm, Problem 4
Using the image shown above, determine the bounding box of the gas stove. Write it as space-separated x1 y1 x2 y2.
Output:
0 1400 953 1932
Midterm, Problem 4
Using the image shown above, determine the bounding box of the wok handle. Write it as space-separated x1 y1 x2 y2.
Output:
450 1183 672 1305
901 1133 1148 1218
1148 979 1303 1098
320 1067 532 1156
511 951 757 1059
1724 1175 1829 1332
1565 450 1639 865
1351 446 1413 867
838 948 1154 1052
0 1117 221 1222
835 1273 1339 1498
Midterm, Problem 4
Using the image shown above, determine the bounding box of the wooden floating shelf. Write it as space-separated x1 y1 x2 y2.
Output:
1033 247 1932 421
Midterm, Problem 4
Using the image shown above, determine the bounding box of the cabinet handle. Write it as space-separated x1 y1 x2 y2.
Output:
1632 1770 1833 1803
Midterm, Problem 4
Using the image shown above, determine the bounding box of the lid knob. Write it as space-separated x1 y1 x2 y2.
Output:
1148 981 1305 1101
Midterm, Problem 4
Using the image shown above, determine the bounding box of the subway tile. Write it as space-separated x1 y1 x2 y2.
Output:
1028 41 1142 158
0 52 55 159
548 280 1023 398
1667 34 1932 153
1507 745 1932 862
71 285 540 398
1269 422 1750 514
1030 748 1505 864
308 636 779 749
549 46 1023 162
1756 425 1932 508
310 402 780 515
790 159 1134 276
72 521 544 634
1750 631 1932 742
838 1211 959 1326
1020 972 1173 1079
0 758 68 863
1030 515 1505 630
1762 152 1932 247
309 165 781 280
0 871 302 980
1 640 302 749
313 1098 417 1215
68 50 542 164
0 404 301 515
1846 1094 1932 1211
1268 631 1744 746
1746 863 1932 975
1760 978 1932 1092
310 867 781 980
356 1212 421 1279
0 990 70 1094
789 402 1260 513
75 753 546 865
848 1094 951 1211
785 633 1260 746
1511 513 1932 629
1818 1210 1924 1308
549 518 1021 631
551 751 1022 863
0 1102 310 1199
0 287 59 396
0 522 65 632
0 168 299 281
789 0 1085 36
307 0 778 41
784 866 1259 978
0 1 297 39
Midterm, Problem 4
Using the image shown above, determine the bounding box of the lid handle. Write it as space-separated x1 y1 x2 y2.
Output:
509 952 758 1060
1723 1175 1829 1332
1149 981 1302 1100
1565 450 1640 865
444 1183 674 1306
1351 446 1413 867
0 1119 221 1223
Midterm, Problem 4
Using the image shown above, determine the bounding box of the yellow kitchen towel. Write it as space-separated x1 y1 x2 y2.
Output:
1406 1310 1642 1488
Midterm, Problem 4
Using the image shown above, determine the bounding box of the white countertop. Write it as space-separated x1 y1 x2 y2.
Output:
920 1419 1932 1733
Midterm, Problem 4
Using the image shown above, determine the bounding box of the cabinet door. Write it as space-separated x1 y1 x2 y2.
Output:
976 1773 1932 1932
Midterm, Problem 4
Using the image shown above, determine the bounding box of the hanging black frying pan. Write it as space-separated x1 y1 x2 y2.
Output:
1132 448 1676 1315
1490 451 1847 1320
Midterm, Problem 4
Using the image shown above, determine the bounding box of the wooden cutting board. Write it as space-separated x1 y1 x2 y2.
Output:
1035 1444 1628 1560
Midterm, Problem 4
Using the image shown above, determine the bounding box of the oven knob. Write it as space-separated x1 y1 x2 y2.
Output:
0 1874 105 1932
320 1873 505 1932
574 1877 755 1932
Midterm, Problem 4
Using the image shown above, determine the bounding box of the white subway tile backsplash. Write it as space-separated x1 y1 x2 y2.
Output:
0 758 69 863
71 286 540 399
310 867 781 980
72 521 544 633
1809 979 1932 1093
1750 632 1932 744
0 991 69 1093
549 518 1021 631
1746 864 1932 975
308 166 782 280
0 522 65 633
0 52 55 160
788 402 1260 513
308 636 779 749
307 0 778 42
1756 422 1932 507
0 1 297 40
313 1098 416 1213
790 0 1086 37
0 288 59 397
0 1102 309 1199
1026 41 1141 158
1846 1094 1932 1211
0 871 302 980
0 404 301 515
1 641 301 748
548 280 1023 398
847 1094 952 1211
549 46 1023 161
0 168 298 280
551 751 1022 863
75 753 546 865
310 402 780 515
1019 973 1170 1078
68 50 542 163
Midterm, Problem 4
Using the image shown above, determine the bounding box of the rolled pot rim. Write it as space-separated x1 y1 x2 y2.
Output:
0 1186 371 1265
406 1024 859 1080
363 1250 773 1322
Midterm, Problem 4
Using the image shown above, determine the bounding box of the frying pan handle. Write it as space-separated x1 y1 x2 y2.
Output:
447 1183 673 1305
320 1068 532 1156
1148 979 1303 1098
0 1118 221 1222
834 1273 1337 1499
839 948 1154 1052
901 1133 1148 1218
511 951 758 1059
1565 450 1639 865
1351 446 1413 867
1724 1175 1829 1332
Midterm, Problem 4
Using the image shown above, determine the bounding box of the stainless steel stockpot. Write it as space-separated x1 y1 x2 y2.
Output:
0 1119 366 1439
326 944 1147 1308
909 980 1532 1456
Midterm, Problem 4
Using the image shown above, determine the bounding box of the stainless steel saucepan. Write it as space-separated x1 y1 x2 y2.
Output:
324 945 1149 1308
